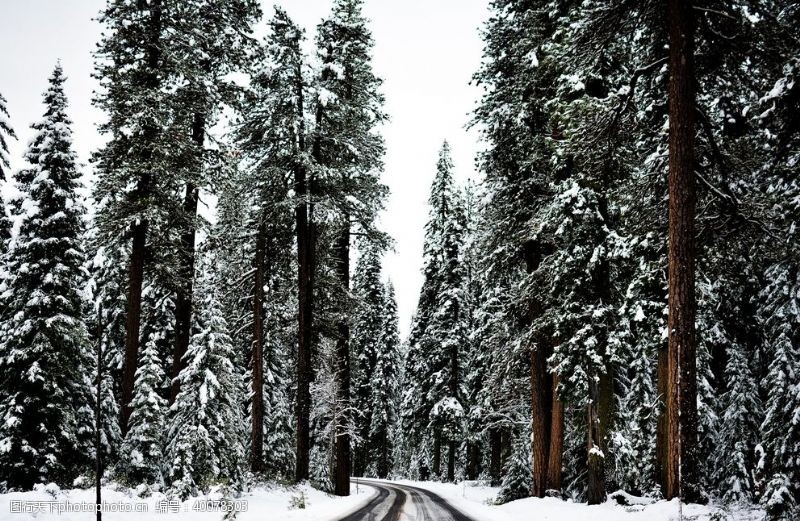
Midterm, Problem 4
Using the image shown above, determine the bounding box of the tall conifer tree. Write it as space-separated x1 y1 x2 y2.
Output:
0 65 92 489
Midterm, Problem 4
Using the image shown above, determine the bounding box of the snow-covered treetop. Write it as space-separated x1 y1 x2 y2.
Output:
0 91 17 180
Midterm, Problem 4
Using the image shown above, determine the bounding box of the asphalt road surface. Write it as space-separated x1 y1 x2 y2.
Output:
337 480 478 521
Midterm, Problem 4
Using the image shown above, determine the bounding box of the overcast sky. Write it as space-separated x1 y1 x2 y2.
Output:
0 0 489 337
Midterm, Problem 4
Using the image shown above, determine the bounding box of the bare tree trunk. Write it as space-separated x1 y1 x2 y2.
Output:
446 316 459 483
250 220 266 473
95 305 103 521
546 373 563 493
447 440 456 482
120 0 162 434
665 0 699 502
295 64 314 483
121 222 146 432
587 195 613 504
171 111 204 402
531 346 551 498
333 221 352 496
587 370 613 504
467 441 480 480
489 428 502 485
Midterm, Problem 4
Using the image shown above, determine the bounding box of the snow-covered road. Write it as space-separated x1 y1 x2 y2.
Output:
336 480 477 521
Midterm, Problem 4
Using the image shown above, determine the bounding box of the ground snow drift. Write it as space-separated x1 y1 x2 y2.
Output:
383 480 765 521
0 482 374 521
0 480 766 521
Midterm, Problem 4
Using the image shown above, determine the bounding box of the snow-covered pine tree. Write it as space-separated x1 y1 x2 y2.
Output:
460 180 488 481
402 142 467 483
167 262 246 498
471 0 568 495
351 241 385 476
236 7 316 479
0 91 16 252
93 0 185 433
235 5 307 478
0 64 93 489
167 0 261 404
118 335 167 486
83 240 125 461
366 281 401 479
0 91 15 179
495 425 532 505
754 10 800 516
313 0 387 494
759 265 800 516
712 327 761 503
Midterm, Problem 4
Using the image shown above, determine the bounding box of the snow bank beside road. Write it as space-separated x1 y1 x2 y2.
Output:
0 482 375 521
384 480 764 521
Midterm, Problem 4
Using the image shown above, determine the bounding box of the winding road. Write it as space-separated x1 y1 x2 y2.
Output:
337 480 478 521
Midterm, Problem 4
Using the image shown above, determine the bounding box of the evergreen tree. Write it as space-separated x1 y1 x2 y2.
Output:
167 0 260 404
712 334 761 502
118 336 167 486
313 0 387 494
754 7 800 515
471 0 565 495
495 426 532 505
402 142 467 482
167 264 246 497
351 241 385 476
93 0 183 433
234 6 303 476
759 265 800 516
0 91 15 179
366 282 401 478
0 65 92 489
0 91 16 252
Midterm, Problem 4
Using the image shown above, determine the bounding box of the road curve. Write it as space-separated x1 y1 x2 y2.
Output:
336 480 478 521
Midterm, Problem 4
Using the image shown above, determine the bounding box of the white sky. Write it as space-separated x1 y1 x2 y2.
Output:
0 0 489 338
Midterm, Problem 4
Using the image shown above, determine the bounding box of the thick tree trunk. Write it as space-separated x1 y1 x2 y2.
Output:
665 0 699 502
171 111 204 402
250 220 267 473
524 241 564 497
95 305 103 521
546 373 564 492
120 0 161 434
587 370 613 504
531 346 551 498
587 214 613 505
467 441 481 480
333 221 352 496
489 428 502 485
587 379 604 504
121 221 147 432
447 440 456 482
295 66 314 483
446 313 459 483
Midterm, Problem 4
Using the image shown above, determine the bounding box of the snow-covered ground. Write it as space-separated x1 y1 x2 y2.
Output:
387 480 765 521
0 480 767 521
0 482 375 521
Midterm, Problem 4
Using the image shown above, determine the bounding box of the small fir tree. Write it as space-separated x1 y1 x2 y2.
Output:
167 264 246 498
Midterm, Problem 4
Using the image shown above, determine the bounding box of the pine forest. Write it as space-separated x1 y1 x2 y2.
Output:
0 1 798 520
